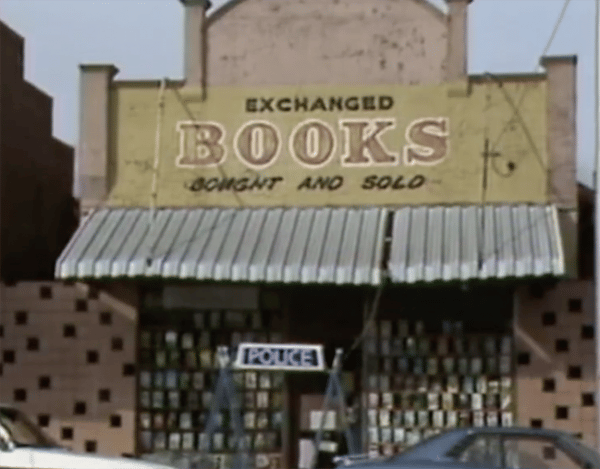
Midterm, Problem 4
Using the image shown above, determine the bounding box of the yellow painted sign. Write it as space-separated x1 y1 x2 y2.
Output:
108 81 548 208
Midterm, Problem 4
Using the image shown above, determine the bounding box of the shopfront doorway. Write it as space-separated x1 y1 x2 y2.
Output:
284 287 364 469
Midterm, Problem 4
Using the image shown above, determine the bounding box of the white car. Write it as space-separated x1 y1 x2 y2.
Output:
0 405 175 469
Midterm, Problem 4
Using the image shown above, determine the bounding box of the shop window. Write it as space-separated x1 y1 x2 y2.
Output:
38 376 51 389
582 325 594 340
582 393 594 407
555 406 569 419
3 350 15 363
15 311 27 325
555 339 569 352
37 415 50 427
86 350 99 364
73 402 86 415
568 299 582 313
61 427 73 440
100 312 112 325
567 366 582 380
542 312 556 326
13 389 26 402
99 389 111 402
530 419 543 428
542 379 555 392
63 324 76 337
85 441 97 453
39 286 52 299
27 337 39 351
75 299 88 312
137 307 287 463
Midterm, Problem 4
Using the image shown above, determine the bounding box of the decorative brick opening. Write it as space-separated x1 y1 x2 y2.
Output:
543 446 556 460
517 352 530 365
27 337 40 351
568 298 582 312
15 311 28 325
87 350 99 364
74 402 87 415
110 415 122 428
112 337 124 351
38 376 51 389
582 325 594 339
568 366 582 379
40 286 52 299
542 311 556 326
99 389 111 402
555 339 569 352
63 324 76 337
100 312 112 325
556 406 569 420
88 286 100 299
3 350 15 363
542 379 555 392
582 393 595 406
123 363 135 376
85 441 97 453
37 415 50 427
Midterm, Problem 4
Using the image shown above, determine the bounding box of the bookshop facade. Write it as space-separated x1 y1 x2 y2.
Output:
55 0 583 467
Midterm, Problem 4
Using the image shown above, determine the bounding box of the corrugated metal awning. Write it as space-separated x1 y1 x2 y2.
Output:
55 207 387 285
388 204 565 283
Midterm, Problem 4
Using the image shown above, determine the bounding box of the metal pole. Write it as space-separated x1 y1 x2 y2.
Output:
594 0 600 453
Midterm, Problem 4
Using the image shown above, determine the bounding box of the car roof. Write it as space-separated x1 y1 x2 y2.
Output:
396 427 582 462
443 427 576 438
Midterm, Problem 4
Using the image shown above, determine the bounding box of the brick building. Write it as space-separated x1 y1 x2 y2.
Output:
0 21 77 281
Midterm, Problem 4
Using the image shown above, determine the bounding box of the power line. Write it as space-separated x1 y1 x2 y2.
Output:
537 0 573 70
478 0 572 272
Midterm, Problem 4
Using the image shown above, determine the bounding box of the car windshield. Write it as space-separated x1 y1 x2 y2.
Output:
0 408 58 448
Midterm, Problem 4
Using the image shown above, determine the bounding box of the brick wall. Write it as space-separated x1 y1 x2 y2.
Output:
0 281 138 457
0 21 76 281
515 280 597 448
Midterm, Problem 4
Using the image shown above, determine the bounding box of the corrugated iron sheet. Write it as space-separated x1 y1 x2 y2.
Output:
388 204 565 283
55 207 387 285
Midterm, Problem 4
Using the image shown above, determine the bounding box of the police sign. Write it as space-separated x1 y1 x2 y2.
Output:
233 343 326 371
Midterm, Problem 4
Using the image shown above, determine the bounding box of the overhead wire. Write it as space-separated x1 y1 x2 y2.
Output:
478 0 573 267
537 0 573 71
